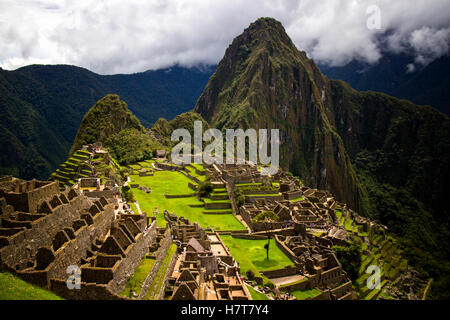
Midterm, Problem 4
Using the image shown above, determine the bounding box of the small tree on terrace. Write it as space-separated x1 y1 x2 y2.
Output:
252 211 280 260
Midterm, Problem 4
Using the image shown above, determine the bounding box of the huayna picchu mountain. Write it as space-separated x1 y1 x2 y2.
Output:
195 17 450 298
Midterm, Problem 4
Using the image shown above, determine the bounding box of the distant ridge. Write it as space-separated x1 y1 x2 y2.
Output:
0 64 213 180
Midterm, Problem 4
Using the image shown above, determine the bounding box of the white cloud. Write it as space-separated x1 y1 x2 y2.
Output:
409 26 450 67
0 0 449 74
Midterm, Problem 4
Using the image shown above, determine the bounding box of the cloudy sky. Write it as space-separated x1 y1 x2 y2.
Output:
1 0 449 74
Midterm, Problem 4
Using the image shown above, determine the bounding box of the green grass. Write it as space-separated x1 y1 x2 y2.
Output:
120 256 156 298
291 288 322 300
289 196 304 202
146 244 177 300
0 272 64 300
129 202 139 214
130 171 245 231
221 236 295 274
247 285 269 300
203 198 231 204
190 163 206 172
185 167 207 181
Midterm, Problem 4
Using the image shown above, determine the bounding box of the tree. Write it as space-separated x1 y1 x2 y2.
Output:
234 188 245 208
333 242 362 281
198 180 213 198
252 211 280 260
121 185 135 202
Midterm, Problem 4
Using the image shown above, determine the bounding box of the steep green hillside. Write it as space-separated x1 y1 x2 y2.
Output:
150 111 209 147
194 17 450 298
70 94 143 153
0 272 63 300
0 65 213 180
69 94 164 167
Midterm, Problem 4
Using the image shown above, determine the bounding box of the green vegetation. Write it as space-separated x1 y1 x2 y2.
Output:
49 149 92 188
120 256 156 298
145 244 177 300
291 288 322 300
121 185 135 202
221 235 294 273
150 112 209 147
333 242 362 281
70 94 144 154
130 171 245 230
194 16 450 299
198 180 213 197
106 128 164 165
0 272 64 300
0 64 212 179
247 285 269 300
252 211 279 223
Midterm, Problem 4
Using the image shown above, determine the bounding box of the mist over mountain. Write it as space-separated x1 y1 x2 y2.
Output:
320 51 450 116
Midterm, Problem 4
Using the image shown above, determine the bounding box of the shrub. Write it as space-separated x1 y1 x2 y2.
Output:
121 186 135 202
252 211 280 223
234 188 245 207
246 270 255 280
264 280 275 289
198 180 214 197
333 242 362 281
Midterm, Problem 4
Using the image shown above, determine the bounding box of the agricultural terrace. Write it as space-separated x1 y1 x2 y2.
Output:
0 272 64 300
129 169 245 231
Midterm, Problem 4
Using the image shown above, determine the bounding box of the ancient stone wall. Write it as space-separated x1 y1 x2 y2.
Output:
0 181 60 213
50 279 130 300
107 221 158 294
260 266 298 279
0 193 90 270
274 235 299 266
84 190 115 199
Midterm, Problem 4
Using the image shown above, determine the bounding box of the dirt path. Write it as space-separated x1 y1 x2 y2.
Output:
135 201 143 215
422 279 433 300
270 275 305 287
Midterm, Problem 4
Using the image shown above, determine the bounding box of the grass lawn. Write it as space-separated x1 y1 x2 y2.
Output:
120 256 156 298
291 288 322 300
221 236 295 275
190 163 206 172
185 167 207 182
130 202 139 214
0 272 64 300
247 285 269 300
130 171 245 231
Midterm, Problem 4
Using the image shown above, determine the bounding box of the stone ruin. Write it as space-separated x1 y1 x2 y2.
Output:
0 177 159 300
166 215 251 300
274 226 355 300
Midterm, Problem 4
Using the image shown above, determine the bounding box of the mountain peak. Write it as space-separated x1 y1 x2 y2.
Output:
194 18 323 126
69 94 144 154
